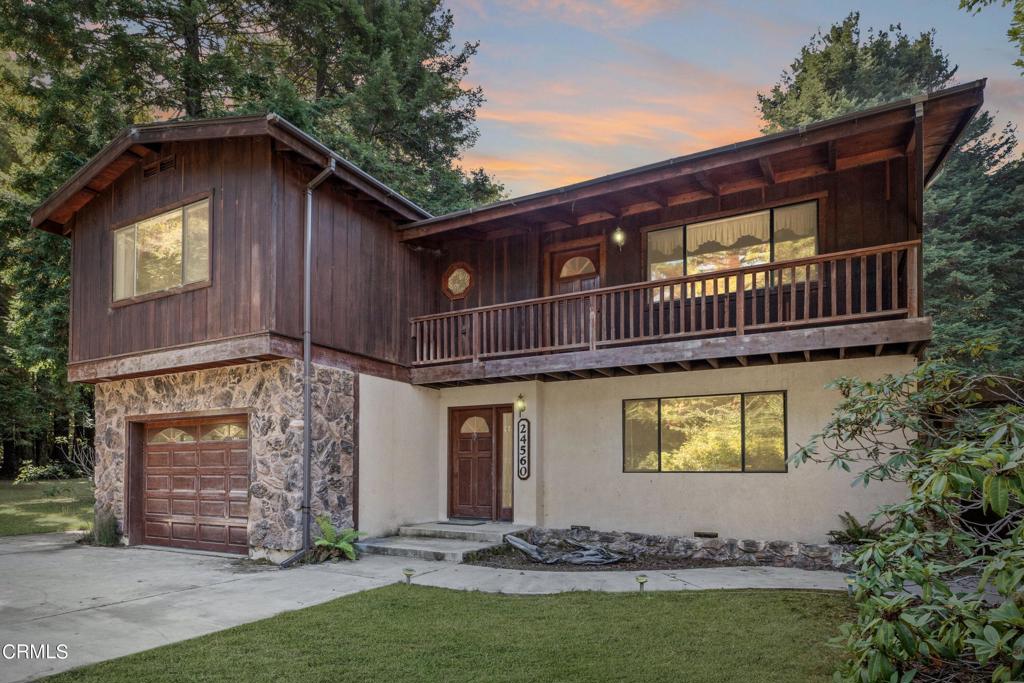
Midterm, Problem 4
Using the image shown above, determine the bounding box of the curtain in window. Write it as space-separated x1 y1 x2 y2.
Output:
772 201 817 261
646 227 684 281
113 227 136 300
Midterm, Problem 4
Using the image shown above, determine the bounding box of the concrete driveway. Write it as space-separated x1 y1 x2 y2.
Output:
0 533 422 683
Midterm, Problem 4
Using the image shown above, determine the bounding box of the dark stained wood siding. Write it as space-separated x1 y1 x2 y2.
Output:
432 160 909 313
271 155 436 365
70 137 274 363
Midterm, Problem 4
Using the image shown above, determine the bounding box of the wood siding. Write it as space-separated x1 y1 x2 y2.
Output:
432 161 908 314
271 155 435 365
70 137 275 363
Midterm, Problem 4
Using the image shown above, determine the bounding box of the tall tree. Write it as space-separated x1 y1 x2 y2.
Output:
757 12 1024 375
960 0 1024 72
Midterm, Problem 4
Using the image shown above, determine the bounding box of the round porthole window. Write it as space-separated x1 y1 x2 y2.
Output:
442 262 473 300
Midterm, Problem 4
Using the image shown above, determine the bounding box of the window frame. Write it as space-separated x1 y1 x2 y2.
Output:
621 390 788 474
110 192 213 307
642 196 823 286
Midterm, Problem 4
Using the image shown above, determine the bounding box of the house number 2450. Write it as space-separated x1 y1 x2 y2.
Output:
516 418 530 480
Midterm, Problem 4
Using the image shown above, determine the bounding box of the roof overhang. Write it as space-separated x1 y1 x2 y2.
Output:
399 79 985 244
32 114 431 235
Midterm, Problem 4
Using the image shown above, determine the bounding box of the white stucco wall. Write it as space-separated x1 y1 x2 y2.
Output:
357 374 440 536
437 356 915 544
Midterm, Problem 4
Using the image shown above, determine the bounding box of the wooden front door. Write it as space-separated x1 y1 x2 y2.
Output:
140 416 250 554
448 406 513 521
545 239 604 295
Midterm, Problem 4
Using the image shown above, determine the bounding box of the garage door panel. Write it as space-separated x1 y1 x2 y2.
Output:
141 416 250 555
172 451 197 467
199 449 226 467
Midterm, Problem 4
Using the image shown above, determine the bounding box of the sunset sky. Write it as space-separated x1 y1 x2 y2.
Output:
448 1 1023 197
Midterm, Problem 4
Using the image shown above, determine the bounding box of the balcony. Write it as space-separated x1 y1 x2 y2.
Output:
409 241 929 386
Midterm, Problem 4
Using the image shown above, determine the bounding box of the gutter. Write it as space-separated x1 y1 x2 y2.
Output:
280 159 336 569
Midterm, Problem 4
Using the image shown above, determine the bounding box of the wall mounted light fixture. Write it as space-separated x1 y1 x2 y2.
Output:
515 394 527 416
611 225 626 250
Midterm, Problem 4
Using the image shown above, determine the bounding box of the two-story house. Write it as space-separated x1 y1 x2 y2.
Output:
31 81 984 561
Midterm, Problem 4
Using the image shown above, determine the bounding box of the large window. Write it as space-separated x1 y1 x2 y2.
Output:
646 201 817 292
623 392 786 473
113 198 210 301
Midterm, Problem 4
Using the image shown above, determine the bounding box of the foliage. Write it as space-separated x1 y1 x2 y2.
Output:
924 113 1024 376
56 435 96 483
757 12 1024 377
757 12 955 133
828 512 887 546
13 459 75 484
792 347 1024 683
960 1 1024 72
312 514 365 561
90 509 121 547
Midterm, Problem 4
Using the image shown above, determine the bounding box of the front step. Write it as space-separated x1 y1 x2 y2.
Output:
356 536 499 562
358 521 530 562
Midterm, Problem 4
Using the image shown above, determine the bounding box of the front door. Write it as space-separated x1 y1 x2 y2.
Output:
448 406 513 521
545 239 604 295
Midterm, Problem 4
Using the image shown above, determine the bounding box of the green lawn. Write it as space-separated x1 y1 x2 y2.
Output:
0 478 94 535
48 585 853 683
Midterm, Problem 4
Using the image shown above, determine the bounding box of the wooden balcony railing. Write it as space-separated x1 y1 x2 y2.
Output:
411 240 920 366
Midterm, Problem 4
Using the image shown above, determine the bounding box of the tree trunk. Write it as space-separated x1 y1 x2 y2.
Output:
181 8 205 118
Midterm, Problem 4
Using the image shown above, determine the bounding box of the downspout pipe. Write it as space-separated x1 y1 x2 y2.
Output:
281 158 336 569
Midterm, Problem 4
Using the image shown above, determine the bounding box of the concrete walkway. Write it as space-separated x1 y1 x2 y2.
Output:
0 533 847 682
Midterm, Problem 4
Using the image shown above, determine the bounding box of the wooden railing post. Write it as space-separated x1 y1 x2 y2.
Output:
906 245 919 317
735 274 745 336
472 311 480 362
588 294 597 351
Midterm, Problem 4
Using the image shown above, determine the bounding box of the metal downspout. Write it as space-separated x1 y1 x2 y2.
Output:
280 158 336 569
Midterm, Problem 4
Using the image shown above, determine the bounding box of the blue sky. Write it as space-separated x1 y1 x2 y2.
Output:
447 1 1022 196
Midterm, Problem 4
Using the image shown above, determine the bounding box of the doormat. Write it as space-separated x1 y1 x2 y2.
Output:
440 519 486 526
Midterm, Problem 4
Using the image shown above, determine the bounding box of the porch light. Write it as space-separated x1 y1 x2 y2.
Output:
611 225 627 250
515 394 527 416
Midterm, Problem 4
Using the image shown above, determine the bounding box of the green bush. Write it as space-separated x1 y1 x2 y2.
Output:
794 345 1023 682
13 460 75 484
828 512 887 546
312 515 365 562
91 509 120 547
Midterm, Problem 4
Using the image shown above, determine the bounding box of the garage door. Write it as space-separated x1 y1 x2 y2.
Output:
142 416 250 554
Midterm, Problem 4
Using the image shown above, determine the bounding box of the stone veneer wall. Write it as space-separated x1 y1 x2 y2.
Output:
523 527 848 570
94 359 355 558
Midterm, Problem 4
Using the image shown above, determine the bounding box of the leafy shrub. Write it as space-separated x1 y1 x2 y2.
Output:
312 515 365 562
793 346 1023 682
90 510 120 547
828 512 887 546
13 460 74 484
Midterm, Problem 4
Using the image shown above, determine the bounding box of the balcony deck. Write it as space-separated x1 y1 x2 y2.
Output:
409 241 928 387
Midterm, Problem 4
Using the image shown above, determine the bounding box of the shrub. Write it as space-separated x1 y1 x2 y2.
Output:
312 515 365 562
90 510 120 547
793 346 1023 682
13 460 74 484
828 512 887 546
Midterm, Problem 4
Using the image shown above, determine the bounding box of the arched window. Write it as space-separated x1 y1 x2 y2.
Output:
559 255 596 279
148 427 194 444
460 416 490 435
201 423 248 442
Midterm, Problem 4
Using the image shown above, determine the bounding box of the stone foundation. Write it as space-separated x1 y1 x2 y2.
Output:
93 360 355 557
522 527 848 570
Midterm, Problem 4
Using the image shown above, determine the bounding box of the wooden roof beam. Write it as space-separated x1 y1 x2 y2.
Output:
758 156 776 184
693 171 719 196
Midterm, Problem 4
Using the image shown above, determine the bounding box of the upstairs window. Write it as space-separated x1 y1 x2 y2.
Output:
646 200 817 293
113 198 210 301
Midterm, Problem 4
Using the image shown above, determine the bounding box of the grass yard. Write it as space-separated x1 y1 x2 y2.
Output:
0 478 94 536
48 585 853 683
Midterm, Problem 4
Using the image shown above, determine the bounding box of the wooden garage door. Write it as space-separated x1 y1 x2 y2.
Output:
142 417 250 554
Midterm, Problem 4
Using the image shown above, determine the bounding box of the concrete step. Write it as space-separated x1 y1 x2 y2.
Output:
357 536 499 563
399 521 529 544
